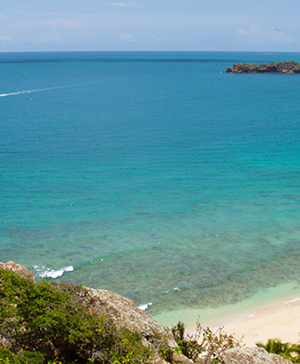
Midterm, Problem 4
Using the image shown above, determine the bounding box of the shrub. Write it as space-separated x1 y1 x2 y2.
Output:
0 347 43 364
0 269 152 364
171 321 201 361
171 319 244 363
257 339 300 363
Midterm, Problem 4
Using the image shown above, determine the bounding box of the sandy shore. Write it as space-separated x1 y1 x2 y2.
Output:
201 295 300 346
153 283 300 347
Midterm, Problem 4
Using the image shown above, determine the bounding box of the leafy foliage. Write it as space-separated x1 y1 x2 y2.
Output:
0 268 247 364
0 269 153 364
257 339 300 363
171 320 244 363
171 321 201 361
0 347 43 364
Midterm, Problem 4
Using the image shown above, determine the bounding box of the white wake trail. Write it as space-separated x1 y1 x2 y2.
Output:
0 86 70 98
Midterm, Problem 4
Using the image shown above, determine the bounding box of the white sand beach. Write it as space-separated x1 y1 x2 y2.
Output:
202 295 300 346
154 283 300 347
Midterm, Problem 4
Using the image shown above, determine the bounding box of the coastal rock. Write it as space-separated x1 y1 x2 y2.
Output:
86 287 173 341
1 262 192 363
225 61 300 73
220 346 292 364
0 261 35 281
85 287 193 363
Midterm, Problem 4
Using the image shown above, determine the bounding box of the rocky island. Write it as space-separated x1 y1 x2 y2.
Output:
226 61 300 73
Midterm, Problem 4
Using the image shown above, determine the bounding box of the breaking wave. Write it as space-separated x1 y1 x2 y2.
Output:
138 302 153 311
33 265 74 279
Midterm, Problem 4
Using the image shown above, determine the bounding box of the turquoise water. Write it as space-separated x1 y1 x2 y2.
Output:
1 51 300 323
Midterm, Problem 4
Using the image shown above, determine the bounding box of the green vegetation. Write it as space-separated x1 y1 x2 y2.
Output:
0 267 256 364
0 347 43 364
0 269 152 364
171 320 244 363
257 339 300 363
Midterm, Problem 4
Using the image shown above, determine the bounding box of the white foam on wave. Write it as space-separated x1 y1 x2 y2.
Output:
285 297 300 304
138 302 153 311
33 265 74 279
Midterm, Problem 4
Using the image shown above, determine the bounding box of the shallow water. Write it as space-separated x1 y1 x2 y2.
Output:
1 51 300 324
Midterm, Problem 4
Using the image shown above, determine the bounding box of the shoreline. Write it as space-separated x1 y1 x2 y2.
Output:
153 282 300 346
188 292 300 346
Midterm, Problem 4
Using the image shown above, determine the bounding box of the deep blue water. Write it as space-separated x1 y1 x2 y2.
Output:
1 51 300 322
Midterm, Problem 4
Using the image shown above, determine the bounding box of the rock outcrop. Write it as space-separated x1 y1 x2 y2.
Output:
0 262 295 364
220 346 292 364
226 61 300 73
85 287 194 363
0 261 35 280
0 261 191 364
86 287 172 340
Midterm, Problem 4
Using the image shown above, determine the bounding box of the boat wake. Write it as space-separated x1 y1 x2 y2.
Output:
0 85 71 98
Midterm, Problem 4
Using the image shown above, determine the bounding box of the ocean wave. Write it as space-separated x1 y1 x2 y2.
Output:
33 265 74 279
285 297 300 304
138 302 153 311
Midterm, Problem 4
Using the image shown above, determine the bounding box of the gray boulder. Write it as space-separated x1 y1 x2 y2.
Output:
220 346 292 364
86 287 172 340
86 287 194 363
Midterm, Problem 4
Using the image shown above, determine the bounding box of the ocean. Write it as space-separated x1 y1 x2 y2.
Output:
1 51 300 327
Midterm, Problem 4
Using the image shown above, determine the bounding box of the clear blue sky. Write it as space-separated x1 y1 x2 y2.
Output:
1 0 299 52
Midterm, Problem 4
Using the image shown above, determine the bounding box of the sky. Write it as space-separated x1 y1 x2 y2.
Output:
0 0 299 52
